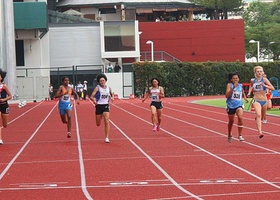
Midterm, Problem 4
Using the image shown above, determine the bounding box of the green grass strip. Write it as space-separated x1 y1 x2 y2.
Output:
194 98 280 116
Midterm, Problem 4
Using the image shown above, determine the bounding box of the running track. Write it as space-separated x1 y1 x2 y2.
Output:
1 96 280 200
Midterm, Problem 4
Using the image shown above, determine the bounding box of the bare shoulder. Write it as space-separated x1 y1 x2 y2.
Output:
57 85 64 91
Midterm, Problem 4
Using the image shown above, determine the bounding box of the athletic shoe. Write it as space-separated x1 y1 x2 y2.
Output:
156 125 160 131
0 140 3 145
67 132 71 138
262 119 267 123
152 126 157 132
105 138 110 143
238 135 245 141
228 136 232 143
259 134 264 139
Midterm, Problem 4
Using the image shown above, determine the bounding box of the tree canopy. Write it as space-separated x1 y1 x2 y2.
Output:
243 0 280 61
190 0 244 19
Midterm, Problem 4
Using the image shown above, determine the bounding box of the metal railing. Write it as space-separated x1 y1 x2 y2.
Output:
140 51 181 62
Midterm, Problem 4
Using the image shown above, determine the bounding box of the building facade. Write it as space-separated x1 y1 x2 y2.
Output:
1 0 245 99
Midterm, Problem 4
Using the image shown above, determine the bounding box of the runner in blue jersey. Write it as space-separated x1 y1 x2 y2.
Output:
55 77 80 138
225 72 248 143
247 66 274 138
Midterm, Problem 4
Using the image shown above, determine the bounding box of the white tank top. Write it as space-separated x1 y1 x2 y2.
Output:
150 87 161 102
96 85 110 105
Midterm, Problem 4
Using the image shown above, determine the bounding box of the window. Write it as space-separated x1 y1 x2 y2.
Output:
99 8 116 14
104 21 135 52
15 40 25 66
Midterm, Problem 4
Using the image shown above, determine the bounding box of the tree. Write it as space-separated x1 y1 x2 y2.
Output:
244 1 280 61
243 1 272 27
190 0 244 19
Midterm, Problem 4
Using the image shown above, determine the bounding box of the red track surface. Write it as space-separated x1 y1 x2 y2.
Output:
1 96 280 199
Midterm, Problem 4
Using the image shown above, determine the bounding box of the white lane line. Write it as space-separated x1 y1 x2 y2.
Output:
110 181 148 186
110 110 203 200
112 102 280 191
0 103 58 181
148 188 280 200
18 183 58 188
170 101 280 127
73 103 93 200
7 101 44 125
198 189 280 198
164 112 280 155
165 104 280 138
9 182 66 187
126 101 280 154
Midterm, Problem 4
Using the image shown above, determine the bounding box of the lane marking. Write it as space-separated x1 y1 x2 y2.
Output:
74 103 93 200
18 183 58 188
110 181 148 186
147 188 280 199
0 103 58 181
8 101 45 125
164 104 280 138
123 100 280 154
113 102 280 191
110 119 203 200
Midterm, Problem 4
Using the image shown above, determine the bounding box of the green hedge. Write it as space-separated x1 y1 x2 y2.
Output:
133 61 280 97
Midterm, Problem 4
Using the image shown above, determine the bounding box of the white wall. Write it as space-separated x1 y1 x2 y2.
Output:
104 72 134 98
41 33 50 70
105 72 123 98
15 29 50 100
24 39 40 66
49 25 102 67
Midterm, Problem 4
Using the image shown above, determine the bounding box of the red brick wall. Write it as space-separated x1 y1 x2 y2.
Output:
139 19 245 62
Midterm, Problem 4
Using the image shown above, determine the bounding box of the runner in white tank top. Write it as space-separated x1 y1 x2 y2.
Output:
95 85 111 105
90 74 114 143
142 78 165 132
150 87 161 102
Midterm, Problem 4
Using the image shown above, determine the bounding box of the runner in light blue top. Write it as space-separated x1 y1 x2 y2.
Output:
225 72 248 143
55 76 80 138
247 66 274 138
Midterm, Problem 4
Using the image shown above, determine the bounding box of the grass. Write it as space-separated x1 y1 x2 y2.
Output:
194 98 280 116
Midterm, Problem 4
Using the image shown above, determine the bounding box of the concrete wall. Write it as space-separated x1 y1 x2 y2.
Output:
104 72 134 98
49 25 102 67
139 19 245 62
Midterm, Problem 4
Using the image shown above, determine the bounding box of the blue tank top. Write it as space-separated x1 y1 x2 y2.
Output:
226 83 243 109
253 77 266 92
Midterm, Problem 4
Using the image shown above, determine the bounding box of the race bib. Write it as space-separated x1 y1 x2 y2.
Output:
101 92 109 99
151 93 159 101
63 95 70 101
232 91 242 100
